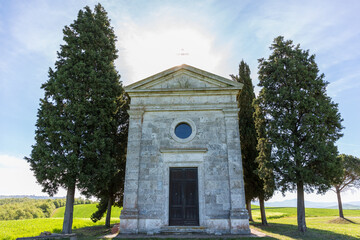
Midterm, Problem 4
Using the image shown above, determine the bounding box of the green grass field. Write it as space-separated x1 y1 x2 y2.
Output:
250 206 360 239
1 204 359 240
0 218 107 240
250 217 360 240
51 203 122 219
1 204 122 240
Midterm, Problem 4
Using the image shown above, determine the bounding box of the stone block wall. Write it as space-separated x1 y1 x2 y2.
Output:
137 110 231 225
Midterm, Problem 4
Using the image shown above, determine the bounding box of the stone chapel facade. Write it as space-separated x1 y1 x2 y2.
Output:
119 64 250 235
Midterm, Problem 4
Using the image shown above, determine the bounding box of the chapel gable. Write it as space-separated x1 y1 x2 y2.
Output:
125 64 242 91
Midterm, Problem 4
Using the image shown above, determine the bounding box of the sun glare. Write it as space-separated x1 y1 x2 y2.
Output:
119 27 222 83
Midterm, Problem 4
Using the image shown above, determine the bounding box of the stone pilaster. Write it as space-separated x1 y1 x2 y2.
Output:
119 108 144 234
223 109 250 234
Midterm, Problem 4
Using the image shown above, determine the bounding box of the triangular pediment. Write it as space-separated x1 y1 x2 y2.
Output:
125 64 242 92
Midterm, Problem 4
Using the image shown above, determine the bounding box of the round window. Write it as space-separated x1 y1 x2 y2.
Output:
175 123 192 139
170 118 196 143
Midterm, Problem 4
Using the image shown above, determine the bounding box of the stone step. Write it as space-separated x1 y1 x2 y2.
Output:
160 226 207 235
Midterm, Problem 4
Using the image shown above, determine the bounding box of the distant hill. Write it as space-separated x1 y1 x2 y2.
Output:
325 203 360 210
0 195 65 199
252 199 360 209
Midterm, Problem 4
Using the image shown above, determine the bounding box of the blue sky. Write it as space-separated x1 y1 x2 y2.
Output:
0 0 359 201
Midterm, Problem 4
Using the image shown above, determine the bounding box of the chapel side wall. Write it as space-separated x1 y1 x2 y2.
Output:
136 111 164 229
119 109 143 233
199 111 231 220
136 109 231 229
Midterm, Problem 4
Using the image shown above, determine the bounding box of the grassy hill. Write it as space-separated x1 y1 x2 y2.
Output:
51 203 122 219
326 204 360 210
1 203 122 240
0 218 104 240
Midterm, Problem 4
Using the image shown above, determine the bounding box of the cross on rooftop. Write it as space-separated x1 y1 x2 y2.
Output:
177 48 189 56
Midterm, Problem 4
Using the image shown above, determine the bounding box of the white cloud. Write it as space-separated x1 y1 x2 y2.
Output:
250 1 355 44
247 1 360 67
7 1 99 61
115 21 226 85
237 0 360 97
10 5 62 59
327 73 360 97
0 154 71 197
0 155 43 195
0 19 3 34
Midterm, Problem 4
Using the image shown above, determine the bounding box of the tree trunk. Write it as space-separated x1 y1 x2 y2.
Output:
297 181 307 232
246 199 253 222
336 186 344 218
105 197 112 227
62 184 75 234
259 196 268 225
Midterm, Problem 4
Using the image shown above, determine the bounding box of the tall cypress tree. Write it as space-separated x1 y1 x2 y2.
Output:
90 169 127 227
253 102 275 225
255 36 343 232
90 96 129 227
231 60 260 222
25 4 125 234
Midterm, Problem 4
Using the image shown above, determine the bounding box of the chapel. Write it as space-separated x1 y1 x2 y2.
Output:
119 64 250 235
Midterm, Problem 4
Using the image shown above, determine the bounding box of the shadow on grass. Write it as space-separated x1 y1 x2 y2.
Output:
73 225 112 239
251 221 359 240
72 224 278 240
328 217 358 224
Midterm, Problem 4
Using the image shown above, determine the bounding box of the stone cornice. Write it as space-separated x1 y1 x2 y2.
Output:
223 108 240 117
127 109 144 118
129 104 239 112
126 87 241 94
160 148 208 153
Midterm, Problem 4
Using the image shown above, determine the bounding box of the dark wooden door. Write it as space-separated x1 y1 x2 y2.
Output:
169 168 199 226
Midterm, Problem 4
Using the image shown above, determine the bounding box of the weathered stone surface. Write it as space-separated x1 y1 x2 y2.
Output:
119 64 249 235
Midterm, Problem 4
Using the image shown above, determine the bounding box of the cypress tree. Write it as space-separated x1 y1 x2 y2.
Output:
25 4 125 233
332 154 360 219
91 170 127 227
231 60 260 222
90 101 129 227
253 102 275 225
255 36 343 232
